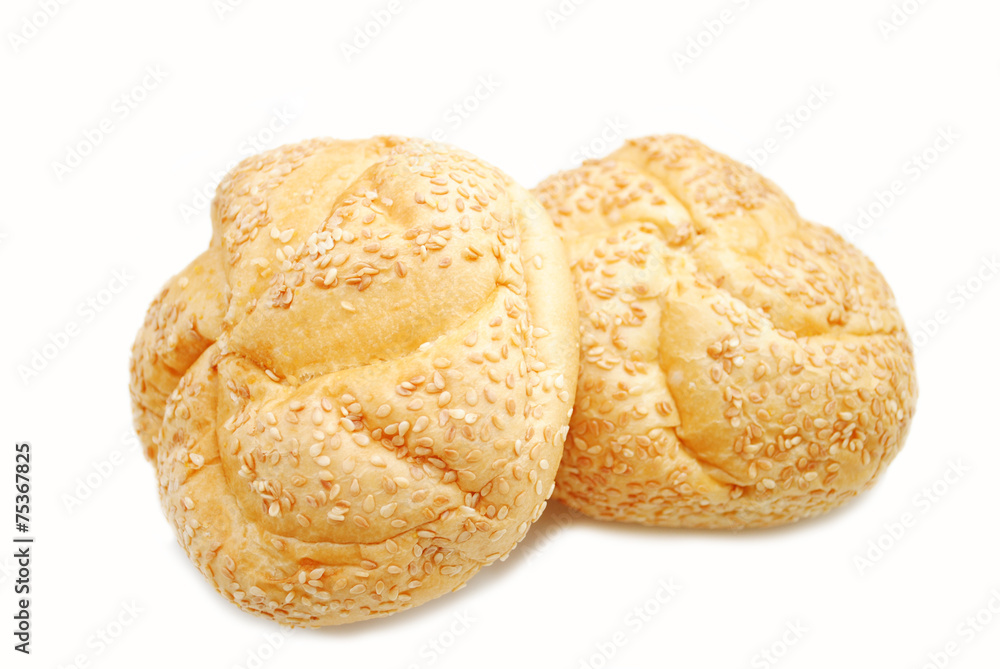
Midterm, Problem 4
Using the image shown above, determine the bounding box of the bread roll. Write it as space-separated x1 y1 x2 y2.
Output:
533 135 916 528
129 136 579 624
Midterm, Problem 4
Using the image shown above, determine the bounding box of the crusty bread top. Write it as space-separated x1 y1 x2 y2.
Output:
130 137 579 623
534 135 916 527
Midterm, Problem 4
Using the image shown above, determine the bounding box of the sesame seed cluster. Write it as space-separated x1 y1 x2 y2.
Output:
533 135 917 528
129 137 579 625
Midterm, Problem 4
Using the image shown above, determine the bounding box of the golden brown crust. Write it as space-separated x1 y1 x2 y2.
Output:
129 248 227 458
533 134 916 529
130 137 578 624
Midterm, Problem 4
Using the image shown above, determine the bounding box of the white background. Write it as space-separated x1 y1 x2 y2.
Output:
2 0 998 667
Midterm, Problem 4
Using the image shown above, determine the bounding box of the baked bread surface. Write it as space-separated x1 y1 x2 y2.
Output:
130 136 578 624
533 135 916 528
